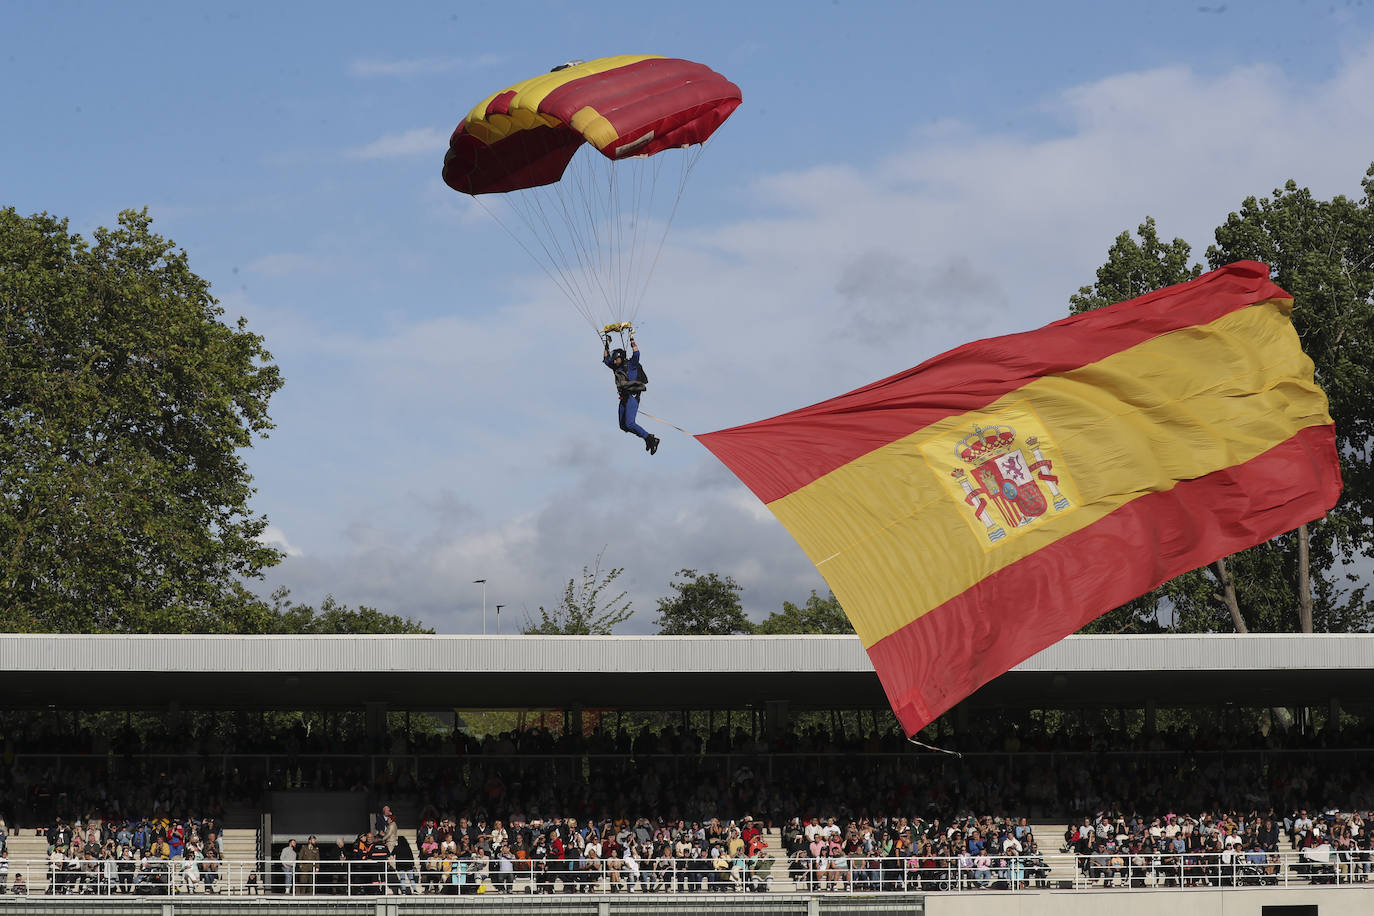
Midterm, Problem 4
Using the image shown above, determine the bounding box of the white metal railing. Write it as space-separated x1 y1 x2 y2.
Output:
0 849 1365 896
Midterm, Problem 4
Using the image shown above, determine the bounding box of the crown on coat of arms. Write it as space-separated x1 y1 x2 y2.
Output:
956 423 1018 464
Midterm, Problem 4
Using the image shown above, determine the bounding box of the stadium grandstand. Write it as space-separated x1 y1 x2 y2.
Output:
0 633 1370 914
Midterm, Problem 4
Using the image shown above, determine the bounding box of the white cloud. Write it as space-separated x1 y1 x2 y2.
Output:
257 525 303 558
254 41 1374 633
346 127 449 160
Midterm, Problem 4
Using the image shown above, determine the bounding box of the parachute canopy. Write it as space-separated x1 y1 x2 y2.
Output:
443 55 742 195
442 56 742 333
697 263 1341 737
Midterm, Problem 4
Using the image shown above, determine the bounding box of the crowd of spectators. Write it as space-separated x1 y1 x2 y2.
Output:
0 814 225 896
274 806 779 895
263 803 1373 896
3 715 1373 896
1059 807 1372 888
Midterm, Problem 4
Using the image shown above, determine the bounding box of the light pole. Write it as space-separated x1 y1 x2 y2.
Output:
473 579 487 634
495 604 505 635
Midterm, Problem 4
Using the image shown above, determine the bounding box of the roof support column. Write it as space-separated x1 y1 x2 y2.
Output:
766 700 790 738
366 701 387 742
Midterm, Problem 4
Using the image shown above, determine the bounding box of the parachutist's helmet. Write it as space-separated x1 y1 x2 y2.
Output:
611 348 626 363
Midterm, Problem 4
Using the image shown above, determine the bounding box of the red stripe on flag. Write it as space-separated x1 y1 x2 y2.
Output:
865 422 1342 735
696 262 1287 505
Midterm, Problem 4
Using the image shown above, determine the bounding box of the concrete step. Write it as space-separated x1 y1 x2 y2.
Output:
221 828 259 862
5 831 51 894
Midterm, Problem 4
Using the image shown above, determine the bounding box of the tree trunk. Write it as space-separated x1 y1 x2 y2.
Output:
1297 523 1314 633
1214 557 1247 633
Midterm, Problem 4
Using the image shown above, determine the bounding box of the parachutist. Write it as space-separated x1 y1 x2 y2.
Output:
604 335 658 455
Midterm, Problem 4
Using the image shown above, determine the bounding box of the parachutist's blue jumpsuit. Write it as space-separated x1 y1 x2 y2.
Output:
605 349 650 440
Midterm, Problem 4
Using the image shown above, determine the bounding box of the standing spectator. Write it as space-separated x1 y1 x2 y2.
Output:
494 843 515 893
298 836 320 894
381 808 399 851
0 848 7 892
279 838 298 895
367 833 391 893
393 836 419 894
168 824 185 860
328 837 350 896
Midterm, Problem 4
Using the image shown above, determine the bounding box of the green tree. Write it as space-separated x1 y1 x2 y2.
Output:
522 552 633 634
266 588 433 634
754 590 855 634
1068 217 1202 315
654 568 751 635
0 208 283 633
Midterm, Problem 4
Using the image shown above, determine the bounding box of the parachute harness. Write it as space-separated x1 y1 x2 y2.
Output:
600 321 691 435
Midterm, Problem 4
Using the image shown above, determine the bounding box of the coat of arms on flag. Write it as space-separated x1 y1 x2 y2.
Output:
921 402 1077 547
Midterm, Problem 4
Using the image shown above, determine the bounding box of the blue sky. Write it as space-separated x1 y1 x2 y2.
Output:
5 0 1374 632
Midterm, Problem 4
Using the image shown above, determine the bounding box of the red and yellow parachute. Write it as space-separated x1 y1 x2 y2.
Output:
443 56 742 333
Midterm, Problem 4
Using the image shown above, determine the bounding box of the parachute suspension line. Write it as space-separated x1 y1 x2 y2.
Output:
472 195 598 332
488 187 598 328
544 150 625 328
543 157 614 327
557 153 599 321
612 148 639 322
590 149 622 320
532 172 608 328
497 160 609 332
622 150 670 326
472 142 713 334
629 142 708 327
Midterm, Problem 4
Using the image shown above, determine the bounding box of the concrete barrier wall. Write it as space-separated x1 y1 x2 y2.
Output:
927 886 1370 916
0 887 1366 915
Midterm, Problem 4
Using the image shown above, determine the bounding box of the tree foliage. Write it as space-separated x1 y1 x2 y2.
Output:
654 568 751 635
0 208 283 633
1071 168 1374 634
1068 217 1202 315
265 588 433 634
754 590 855 634
522 553 633 635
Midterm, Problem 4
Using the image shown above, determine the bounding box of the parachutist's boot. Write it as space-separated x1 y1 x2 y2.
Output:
646 434 660 455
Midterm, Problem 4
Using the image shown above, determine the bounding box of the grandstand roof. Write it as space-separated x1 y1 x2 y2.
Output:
1 632 1370 713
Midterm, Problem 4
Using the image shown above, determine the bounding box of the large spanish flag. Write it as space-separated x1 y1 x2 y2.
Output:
697 262 1341 735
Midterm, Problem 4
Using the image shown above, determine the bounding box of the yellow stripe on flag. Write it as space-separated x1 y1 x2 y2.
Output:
769 299 1332 646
